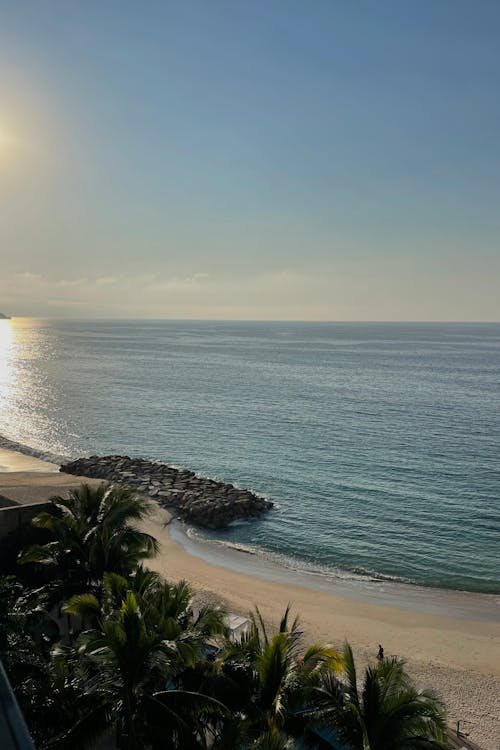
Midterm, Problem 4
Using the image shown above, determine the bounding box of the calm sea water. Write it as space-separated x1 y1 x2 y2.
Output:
1 318 499 594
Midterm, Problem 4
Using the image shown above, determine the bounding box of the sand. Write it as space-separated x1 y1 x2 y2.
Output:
142 507 500 750
0 447 60 474
1 447 498 749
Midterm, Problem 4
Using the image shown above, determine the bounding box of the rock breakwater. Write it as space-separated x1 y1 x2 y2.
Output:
60 455 273 530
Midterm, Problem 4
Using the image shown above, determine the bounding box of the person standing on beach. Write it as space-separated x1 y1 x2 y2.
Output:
377 644 384 660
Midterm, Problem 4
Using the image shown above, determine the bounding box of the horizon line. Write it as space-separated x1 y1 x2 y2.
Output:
3 316 500 325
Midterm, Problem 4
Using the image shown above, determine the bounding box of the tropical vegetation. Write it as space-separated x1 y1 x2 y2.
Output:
0 483 451 749
312 643 448 750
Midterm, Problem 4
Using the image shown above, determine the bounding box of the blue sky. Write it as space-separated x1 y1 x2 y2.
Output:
0 1 499 319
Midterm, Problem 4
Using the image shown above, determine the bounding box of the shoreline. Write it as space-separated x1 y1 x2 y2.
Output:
0 435 70 468
1 436 499 600
0 446 61 474
2 435 498 600
145 509 500 677
1 445 499 747
169 521 500 623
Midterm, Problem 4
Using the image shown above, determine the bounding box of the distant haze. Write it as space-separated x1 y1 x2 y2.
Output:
1 2 499 320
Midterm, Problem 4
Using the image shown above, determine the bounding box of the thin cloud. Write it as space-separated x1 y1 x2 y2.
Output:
56 277 88 288
95 276 118 286
148 273 210 292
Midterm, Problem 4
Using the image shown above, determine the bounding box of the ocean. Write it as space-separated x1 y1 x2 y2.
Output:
1 318 499 594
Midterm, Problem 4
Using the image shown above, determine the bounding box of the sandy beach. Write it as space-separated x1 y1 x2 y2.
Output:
1 447 499 749
144 513 500 750
0 447 61 474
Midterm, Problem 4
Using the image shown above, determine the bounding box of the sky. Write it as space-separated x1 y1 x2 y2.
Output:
0 0 499 320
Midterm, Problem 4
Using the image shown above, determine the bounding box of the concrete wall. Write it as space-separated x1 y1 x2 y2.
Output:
0 502 50 542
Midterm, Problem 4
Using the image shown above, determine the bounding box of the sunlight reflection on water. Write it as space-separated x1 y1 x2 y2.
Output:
0 318 60 452
0 318 16 419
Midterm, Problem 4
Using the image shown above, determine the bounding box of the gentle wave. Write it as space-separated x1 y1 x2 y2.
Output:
184 524 418 587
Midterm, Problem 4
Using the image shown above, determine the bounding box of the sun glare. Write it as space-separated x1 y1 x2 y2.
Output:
0 317 14 357
0 126 11 157
0 317 13 347
0 125 17 153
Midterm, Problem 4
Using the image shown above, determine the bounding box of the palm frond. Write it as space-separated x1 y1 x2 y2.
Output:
18 542 60 566
192 605 228 637
63 594 100 618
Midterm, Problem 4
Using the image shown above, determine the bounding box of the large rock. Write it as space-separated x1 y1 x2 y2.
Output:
60 455 273 530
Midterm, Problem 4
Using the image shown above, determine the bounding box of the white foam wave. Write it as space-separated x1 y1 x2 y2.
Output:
183 521 413 586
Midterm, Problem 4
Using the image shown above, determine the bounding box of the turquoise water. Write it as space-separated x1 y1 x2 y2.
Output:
1 318 499 594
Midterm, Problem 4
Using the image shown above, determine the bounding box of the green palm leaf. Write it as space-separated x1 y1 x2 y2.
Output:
312 643 448 750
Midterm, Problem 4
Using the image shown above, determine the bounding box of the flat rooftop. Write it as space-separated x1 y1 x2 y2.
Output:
0 472 102 508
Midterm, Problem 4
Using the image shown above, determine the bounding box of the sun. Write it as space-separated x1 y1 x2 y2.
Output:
0 125 21 167
0 126 9 152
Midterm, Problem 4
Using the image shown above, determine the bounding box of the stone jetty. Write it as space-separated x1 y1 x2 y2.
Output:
60 455 273 530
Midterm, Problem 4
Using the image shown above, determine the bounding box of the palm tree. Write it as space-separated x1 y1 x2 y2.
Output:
64 567 225 644
18 483 159 597
60 572 229 749
219 606 342 743
312 643 448 750
0 576 82 749
0 575 33 657
15 645 109 750
0 574 49 677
